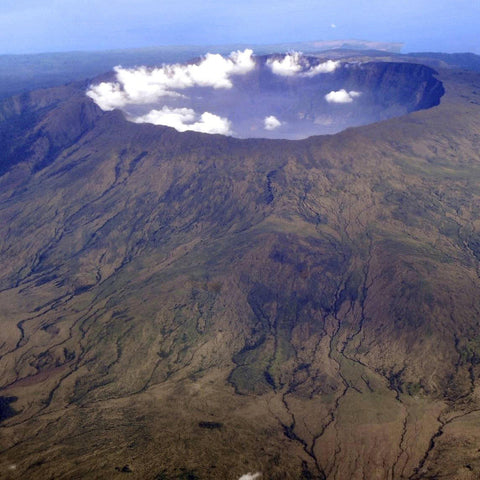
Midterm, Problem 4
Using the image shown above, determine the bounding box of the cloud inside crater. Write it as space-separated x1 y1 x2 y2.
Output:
85 49 357 138
266 52 339 77
303 59 339 76
134 106 232 135
87 49 255 111
266 52 304 76
325 89 361 103
264 115 282 130
86 49 256 135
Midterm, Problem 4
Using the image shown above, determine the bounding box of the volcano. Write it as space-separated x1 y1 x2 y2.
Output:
1 52 480 479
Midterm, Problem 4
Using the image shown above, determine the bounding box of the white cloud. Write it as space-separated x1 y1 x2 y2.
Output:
266 53 339 77
303 60 340 76
86 81 126 111
239 473 262 480
264 115 282 130
331 23 337 28
85 49 347 138
325 89 361 103
87 49 255 111
267 52 304 76
133 106 232 135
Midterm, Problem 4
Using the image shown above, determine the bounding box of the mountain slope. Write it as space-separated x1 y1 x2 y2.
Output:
1 66 480 479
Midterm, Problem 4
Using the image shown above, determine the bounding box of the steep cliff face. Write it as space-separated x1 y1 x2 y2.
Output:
0 65 479 480
240 59 445 137
340 61 445 111
0 84 103 176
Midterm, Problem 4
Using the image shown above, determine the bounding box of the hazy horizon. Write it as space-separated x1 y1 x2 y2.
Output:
1 0 479 55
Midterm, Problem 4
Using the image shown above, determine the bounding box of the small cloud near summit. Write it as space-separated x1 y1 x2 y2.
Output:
266 52 303 76
303 59 339 77
264 115 282 130
266 52 339 77
134 106 232 135
325 89 361 103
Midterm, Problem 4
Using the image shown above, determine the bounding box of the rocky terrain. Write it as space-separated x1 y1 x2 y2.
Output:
1 56 480 479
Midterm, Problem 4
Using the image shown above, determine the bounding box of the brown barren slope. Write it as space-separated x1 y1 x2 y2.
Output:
1 66 480 479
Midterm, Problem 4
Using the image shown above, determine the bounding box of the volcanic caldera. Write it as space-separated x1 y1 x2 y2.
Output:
87 50 445 139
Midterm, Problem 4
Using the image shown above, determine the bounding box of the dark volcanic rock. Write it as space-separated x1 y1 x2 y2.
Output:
0 396 18 422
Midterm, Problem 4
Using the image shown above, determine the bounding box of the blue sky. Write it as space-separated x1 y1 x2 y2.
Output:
0 0 479 55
